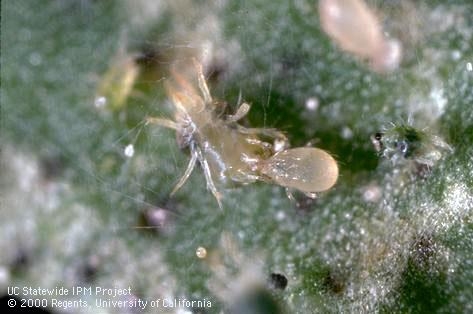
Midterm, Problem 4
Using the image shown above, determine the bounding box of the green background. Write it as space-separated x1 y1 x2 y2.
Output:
2 1 472 313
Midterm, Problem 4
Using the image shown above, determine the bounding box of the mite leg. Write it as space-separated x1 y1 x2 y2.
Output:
231 169 262 184
285 188 296 203
193 144 223 209
170 68 199 99
238 127 288 143
431 135 454 153
238 127 289 153
170 151 198 196
285 188 318 210
226 102 251 123
304 192 318 199
146 117 178 130
192 58 213 104
286 189 317 202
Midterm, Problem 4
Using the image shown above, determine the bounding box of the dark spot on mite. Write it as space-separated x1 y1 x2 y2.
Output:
269 273 288 290
371 132 384 152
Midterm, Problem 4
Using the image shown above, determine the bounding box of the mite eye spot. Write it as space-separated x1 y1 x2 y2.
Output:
371 132 384 152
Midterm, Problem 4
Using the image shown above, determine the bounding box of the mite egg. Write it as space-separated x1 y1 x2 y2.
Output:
318 0 402 72
260 147 339 193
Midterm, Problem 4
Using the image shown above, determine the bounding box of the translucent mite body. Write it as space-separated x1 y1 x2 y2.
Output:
318 0 402 72
372 124 453 174
147 59 338 207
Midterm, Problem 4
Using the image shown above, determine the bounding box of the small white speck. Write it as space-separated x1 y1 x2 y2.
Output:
305 97 319 111
467 62 473 72
124 144 134 157
275 210 286 221
341 126 353 139
94 96 107 108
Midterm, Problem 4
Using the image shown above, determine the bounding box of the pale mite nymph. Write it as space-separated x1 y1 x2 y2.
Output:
318 0 402 72
146 59 339 208
371 124 453 176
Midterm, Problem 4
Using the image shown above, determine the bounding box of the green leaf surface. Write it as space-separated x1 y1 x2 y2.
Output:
2 1 472 313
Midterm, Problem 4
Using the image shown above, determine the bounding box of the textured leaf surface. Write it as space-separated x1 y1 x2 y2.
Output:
2 1 472 313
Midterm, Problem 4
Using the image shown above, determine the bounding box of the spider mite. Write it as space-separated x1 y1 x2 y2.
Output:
146 59 338 208
318 0 402 72
371 124 453 175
